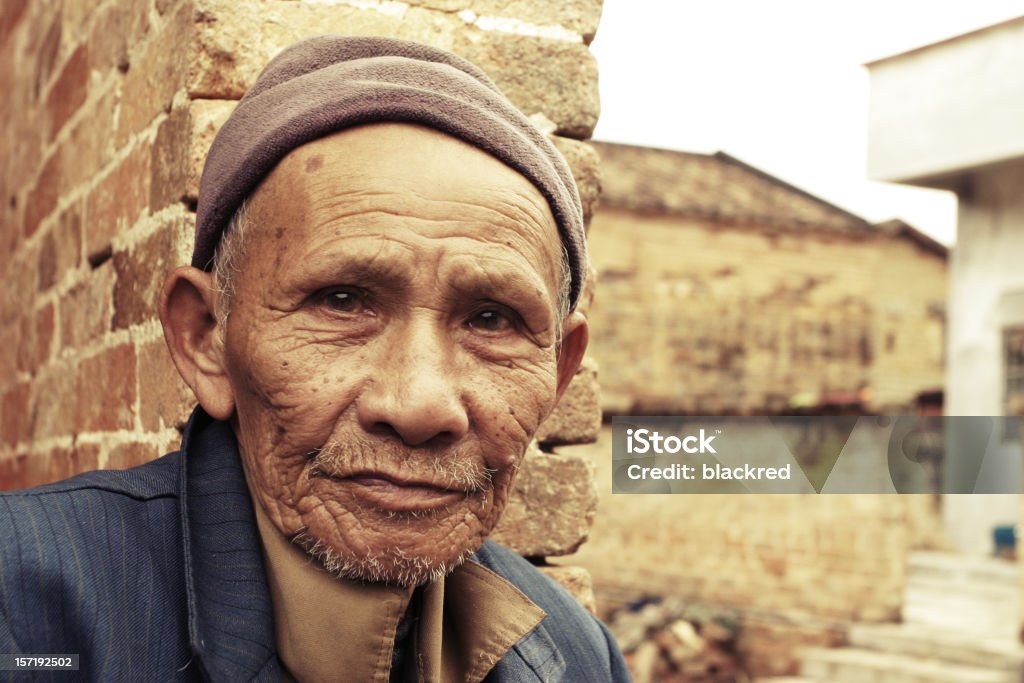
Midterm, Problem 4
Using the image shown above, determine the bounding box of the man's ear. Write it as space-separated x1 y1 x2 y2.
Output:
158 266 236 420
554 311 589 404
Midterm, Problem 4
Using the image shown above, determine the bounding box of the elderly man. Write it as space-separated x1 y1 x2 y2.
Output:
0 36 628 682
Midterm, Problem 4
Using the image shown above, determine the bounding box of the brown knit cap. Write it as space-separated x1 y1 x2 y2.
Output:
193 35 587 309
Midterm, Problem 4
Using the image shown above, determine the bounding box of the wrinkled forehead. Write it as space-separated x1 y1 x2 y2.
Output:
241 123 564 294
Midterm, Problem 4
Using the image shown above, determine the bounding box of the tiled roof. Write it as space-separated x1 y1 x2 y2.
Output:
593 141 873 235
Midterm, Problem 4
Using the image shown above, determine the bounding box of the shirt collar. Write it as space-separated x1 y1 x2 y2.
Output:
179 407 279 681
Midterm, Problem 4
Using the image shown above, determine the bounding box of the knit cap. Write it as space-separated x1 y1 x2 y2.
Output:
193 35 586 308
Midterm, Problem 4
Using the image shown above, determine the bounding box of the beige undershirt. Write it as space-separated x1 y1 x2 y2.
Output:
248 494 545 683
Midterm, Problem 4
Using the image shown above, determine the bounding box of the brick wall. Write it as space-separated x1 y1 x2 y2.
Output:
588 208 947 415
0 0 605 587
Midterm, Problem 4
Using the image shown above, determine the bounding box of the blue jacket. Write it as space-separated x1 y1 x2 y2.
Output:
0 409 629 682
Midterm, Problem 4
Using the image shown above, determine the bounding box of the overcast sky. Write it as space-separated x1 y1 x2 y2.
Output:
590 1 1024 245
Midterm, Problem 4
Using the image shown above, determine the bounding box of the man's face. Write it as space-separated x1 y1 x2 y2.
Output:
220 123 567 585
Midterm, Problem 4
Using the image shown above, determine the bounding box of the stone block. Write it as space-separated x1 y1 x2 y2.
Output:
85 142 152 259
60 260 115 350
403 0 603 42
191 0 458 99
138 339 195 432
112 213 192 329
551 136 601 228
453 32 599 139
45 43 89 141
187 99 235 200
74 344 137 433
535 356 600 446
188 0 598 138
540 564 597 614
491 444 597 557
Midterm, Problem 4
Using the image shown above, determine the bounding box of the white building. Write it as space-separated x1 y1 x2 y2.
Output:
866 16 1024 555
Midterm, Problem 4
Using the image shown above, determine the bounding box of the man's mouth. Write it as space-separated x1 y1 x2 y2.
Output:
314 469 471 512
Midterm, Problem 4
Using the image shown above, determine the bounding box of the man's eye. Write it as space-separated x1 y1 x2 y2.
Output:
467 308 515 333
318 288 370 314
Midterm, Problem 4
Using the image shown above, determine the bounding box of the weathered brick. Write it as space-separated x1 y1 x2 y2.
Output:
37 202 82 292
116 1 191 148
112 214 192 329
0 0 29 46
45 443 101 482
60 0 105 43
74 344 137 432
0 193 22 276
0 249 36 327
60 260 115 350
550 136 601 228
85 142 152 258
150 107 191 211
24 148 62 238
491 445 597 556
106 441 160 470
29 360 77 441
1 382 31 448
87 0 150 75
138 339 195 432
453 32 599 139
46 43 89 140
0 323 18 384
33 15 62 102
25 449 53 488
64 85 118 195
0 455 29 491
16 302 55 374
187 99 234 200
536 356 600 446
539 564 597 613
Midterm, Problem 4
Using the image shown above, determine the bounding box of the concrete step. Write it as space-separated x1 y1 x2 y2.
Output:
800 646 1018 683
850 623 1024 673
908 551 1019 585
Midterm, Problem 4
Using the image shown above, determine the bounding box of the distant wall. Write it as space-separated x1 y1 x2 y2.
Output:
587 208 947 415
0 0 605 579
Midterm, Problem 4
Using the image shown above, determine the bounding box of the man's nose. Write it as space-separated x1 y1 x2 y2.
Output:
356 320 470 446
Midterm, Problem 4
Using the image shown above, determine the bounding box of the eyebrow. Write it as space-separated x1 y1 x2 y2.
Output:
285 238 557 323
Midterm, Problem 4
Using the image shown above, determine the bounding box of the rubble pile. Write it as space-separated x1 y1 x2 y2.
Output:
608 597 748 683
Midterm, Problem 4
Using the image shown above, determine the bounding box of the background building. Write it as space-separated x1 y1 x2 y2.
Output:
588 141 948 417
866 15 1024 557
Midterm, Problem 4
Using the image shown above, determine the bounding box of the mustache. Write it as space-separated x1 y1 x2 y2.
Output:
307 438 499 493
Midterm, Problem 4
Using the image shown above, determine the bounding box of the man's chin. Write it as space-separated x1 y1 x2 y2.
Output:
293 530 475 587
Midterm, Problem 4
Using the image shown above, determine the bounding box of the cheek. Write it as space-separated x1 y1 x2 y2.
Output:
469 356 560 469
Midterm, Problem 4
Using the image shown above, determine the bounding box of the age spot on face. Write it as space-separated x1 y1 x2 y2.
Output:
305 155 324 173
